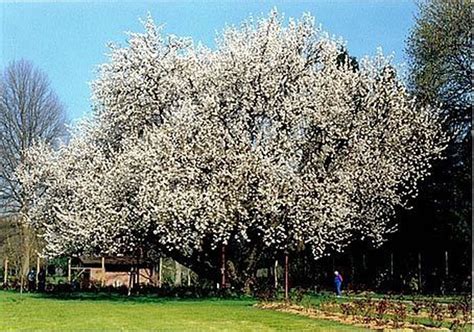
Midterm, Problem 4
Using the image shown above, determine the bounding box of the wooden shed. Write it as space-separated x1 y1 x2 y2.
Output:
72 256 156 288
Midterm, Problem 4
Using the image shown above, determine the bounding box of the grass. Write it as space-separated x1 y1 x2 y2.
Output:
0 291 366 331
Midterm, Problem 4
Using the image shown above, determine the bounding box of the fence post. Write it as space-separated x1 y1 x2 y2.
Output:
444 251 448 277
390 252 394 278
221 245 226 288
158 257 162 288
101 257 105 287
128 267 133 296
3 258 8 287
67 258 72 284
417 252 422 292
36 255 40 289
284 252 289 301
350 254 355 283
136 266 140 288
274 259 278 289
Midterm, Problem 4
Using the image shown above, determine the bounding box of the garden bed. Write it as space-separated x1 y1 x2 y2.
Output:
257 294 472 331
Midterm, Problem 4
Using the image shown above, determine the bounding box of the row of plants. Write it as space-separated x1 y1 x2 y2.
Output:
333 296 471 330
256 286 472 330
317 294 471 330
1 281 252 300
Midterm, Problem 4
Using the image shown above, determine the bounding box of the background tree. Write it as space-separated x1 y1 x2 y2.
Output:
0 60 67 288
407 0 471 120
402 0 471 288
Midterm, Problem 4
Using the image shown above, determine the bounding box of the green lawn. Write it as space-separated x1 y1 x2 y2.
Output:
0 291 365 331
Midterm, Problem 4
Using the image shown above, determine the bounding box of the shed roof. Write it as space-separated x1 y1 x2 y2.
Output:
75 256 151 269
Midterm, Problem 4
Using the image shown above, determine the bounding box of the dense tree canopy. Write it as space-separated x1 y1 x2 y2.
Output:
403 0 471 255
407 0 470 138
18 12 446 285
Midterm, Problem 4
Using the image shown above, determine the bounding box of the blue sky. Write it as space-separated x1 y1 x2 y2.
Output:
0 1 417 121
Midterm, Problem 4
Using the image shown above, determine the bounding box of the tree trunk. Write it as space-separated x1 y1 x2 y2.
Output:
20 222 31 294
164 239 264 291
239 242 264 293
284 252 289 301
166 248 219 284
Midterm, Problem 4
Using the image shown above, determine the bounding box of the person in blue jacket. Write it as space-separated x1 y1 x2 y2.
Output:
334 271 343 296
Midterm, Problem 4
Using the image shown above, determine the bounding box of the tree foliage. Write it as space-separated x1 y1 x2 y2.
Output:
18 12 446 285
404 0 471 250
407 0 471 136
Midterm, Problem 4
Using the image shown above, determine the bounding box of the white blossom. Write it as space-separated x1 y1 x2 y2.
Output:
17 11 447 260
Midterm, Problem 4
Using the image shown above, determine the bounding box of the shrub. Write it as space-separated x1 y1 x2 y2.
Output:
411 299 424 316
448 294 472 331
340 302 355 316
254 284 277 302
289 287 306 304
375 297 390 325
426 298 444 328
392 300 407 329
